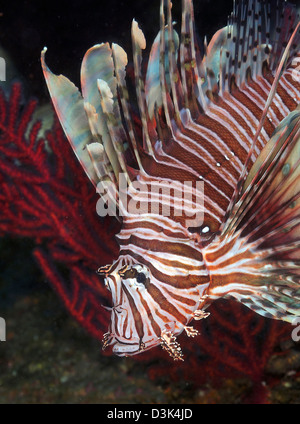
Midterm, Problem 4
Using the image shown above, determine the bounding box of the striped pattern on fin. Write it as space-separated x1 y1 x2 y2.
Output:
204 107 300 323
204 0 300 94
222 18 300 227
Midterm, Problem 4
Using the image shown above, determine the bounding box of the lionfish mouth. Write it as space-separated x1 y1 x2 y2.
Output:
102 306 210 360
102 330 159 356
100 277 161 356
104 326 204 361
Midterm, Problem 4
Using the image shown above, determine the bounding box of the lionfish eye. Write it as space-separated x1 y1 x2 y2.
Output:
188 225 211 235
119 264 149 286
201 226 210 234
136 272 147 284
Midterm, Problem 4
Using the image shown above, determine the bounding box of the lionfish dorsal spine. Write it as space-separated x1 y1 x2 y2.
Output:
111 43 144 171
222 19 300 227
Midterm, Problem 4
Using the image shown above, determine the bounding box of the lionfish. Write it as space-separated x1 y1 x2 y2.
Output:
41 0 300 361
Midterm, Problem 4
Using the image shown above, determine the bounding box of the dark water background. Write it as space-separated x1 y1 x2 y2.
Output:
1 0 232 101
0 0 298 405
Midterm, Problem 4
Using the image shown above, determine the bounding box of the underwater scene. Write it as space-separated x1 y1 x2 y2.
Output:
0 0 300 406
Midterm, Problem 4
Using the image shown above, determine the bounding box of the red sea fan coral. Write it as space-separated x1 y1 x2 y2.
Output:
0 83 120 338
147 299 292 394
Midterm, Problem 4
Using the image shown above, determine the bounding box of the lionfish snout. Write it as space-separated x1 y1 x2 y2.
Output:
99 259 162 356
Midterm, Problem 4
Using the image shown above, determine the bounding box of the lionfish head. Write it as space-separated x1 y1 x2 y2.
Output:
99 258 157 356
98 221 210 360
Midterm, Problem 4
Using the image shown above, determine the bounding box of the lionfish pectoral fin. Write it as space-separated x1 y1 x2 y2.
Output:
159 329 184 361
184 326 199 337
205 107 300 323
102 332 113 351
192 310 210 321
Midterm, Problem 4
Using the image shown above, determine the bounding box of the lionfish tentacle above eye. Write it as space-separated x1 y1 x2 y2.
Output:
42 0 300 360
